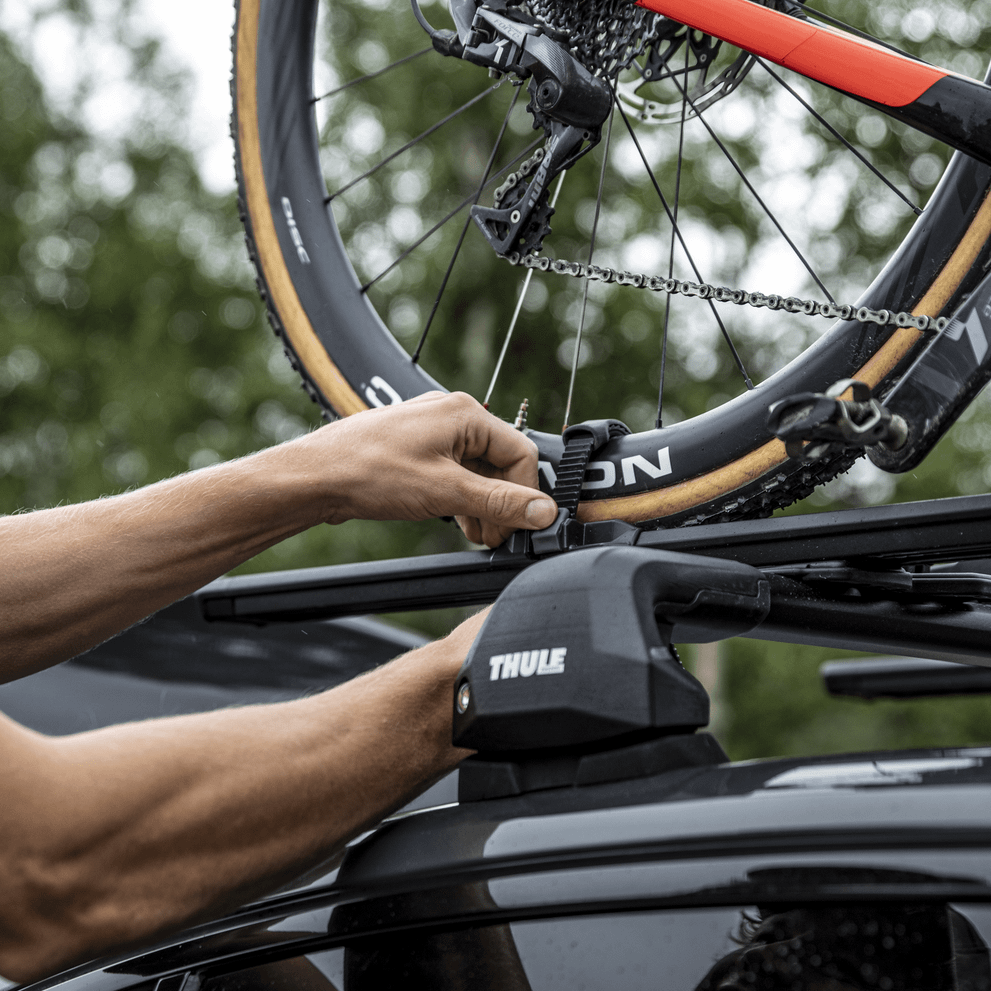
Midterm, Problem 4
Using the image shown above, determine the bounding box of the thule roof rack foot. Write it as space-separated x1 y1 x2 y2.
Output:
452 545 768 800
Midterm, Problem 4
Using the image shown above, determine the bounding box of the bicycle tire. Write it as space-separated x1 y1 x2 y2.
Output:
232 0 991 529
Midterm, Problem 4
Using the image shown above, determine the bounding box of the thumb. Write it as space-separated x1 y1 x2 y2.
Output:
454 474 558 546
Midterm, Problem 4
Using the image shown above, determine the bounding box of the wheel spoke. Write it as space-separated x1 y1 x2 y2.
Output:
657 46 690 431
563 109 615 432
667 69 835 303
361 138 543 291
483 172 567 408
616 105 754 393
641 58 707 86
758 59 921 217
312 47 432 103
787 1 921 60
411 88 522 365
326 82 503 202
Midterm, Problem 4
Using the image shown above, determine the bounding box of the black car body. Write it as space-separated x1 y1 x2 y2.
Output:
5 551 991 991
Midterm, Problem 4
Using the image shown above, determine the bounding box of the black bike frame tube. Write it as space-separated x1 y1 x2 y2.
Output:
872 265 991 472
860 76 991 169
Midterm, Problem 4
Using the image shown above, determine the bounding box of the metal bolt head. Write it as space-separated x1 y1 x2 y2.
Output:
536 79 561 109
510 209 521 224
456 680 471 714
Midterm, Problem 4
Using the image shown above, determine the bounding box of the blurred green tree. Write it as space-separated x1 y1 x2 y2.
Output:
0 6 463 599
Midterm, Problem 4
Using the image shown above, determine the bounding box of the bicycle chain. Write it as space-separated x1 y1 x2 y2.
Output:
494 147 546 207
501 250 950 332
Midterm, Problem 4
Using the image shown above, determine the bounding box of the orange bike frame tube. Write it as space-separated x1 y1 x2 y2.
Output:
636 0 946 107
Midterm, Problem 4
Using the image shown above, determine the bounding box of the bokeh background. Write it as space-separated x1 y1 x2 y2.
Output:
2 0 990 760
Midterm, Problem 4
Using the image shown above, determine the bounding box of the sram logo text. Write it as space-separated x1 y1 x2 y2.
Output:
489 648 566 680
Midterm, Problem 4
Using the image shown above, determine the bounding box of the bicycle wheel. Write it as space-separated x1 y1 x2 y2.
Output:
232 0 991 528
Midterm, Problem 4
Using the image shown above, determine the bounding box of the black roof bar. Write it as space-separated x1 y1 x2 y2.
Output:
194 494 991 666
198 493 991 624
637 491 991 567
821 656 991 699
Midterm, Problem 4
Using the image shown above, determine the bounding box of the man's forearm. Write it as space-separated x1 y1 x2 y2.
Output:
0 393 555 682
0 618 478 983
0 440 331 680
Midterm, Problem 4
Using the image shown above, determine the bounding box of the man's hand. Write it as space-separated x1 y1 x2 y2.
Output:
1 390 556 675
298 391 558 547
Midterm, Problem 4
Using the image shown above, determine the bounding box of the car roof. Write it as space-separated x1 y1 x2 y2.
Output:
321 746 991 893
28 745 991 991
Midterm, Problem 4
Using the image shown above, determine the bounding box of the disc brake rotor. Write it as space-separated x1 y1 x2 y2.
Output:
616 24 756 125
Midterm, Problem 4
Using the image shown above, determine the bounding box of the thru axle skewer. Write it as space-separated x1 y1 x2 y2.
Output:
768 379 908 461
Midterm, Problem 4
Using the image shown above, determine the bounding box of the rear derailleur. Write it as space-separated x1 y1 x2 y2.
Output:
418 0 613 255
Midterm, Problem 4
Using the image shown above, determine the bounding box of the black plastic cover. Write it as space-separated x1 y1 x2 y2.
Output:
451 546 769 751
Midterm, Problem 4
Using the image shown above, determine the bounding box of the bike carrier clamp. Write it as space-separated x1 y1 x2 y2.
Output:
767 379 908 461
770 266 991 471
522 419 636 556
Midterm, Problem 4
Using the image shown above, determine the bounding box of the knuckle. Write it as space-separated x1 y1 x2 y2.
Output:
483 486 516 520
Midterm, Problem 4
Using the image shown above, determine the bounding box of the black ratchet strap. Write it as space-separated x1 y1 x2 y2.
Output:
550 418 631 516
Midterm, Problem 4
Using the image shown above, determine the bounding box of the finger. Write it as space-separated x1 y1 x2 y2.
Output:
456 514 508 550
427 393 541 493
450 473 557 546
455 513 523 547
463 414 541 491
477 516 514 550
456 513 483 546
